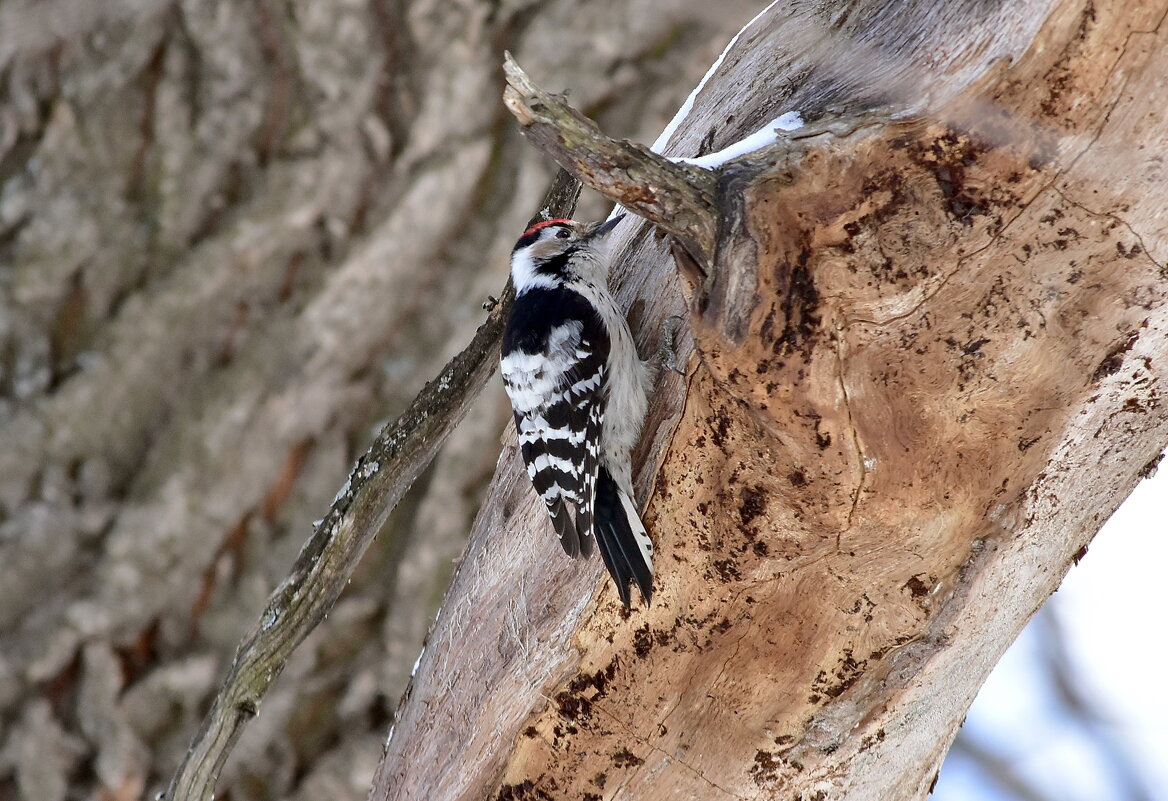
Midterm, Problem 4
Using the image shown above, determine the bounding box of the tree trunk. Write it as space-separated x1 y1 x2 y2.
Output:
0 3 764 800
373 0 1168 799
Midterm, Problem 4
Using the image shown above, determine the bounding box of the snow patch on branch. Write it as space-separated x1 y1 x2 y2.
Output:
672 111 805 169
651 0 782 154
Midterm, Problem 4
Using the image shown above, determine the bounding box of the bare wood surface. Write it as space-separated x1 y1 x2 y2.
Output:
373 1 1168 799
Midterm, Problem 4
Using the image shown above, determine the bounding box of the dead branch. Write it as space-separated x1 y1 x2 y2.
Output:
163 172 581 801
503 53 718 259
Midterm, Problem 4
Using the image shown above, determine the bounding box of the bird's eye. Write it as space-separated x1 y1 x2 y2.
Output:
555 228 571 239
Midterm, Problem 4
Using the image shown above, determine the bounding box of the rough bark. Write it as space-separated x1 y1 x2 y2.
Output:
0 2 763 800
374 1 1168 799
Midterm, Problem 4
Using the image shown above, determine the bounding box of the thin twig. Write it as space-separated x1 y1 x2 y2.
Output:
162 170 581 801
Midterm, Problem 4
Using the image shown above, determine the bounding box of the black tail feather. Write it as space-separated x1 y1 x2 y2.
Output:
550 499 583 558
594 467 653 606
593 516 630 607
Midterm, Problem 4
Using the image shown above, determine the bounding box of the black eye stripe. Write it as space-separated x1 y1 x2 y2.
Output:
534 248 575 275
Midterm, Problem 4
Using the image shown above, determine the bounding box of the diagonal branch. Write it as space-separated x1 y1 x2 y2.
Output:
503 52 718 260
162 170 581 801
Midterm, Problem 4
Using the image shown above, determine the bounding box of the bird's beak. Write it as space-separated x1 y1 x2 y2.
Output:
588 213 626 239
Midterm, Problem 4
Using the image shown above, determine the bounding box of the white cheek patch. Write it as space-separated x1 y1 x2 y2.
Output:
510 249 560 293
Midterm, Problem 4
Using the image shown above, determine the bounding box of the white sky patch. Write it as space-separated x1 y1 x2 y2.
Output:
935 455 1168 799
650 0 782 154
673 111 805 169
1057 462 1168 791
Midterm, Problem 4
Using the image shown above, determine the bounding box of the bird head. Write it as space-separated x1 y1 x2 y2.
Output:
509 214 625 292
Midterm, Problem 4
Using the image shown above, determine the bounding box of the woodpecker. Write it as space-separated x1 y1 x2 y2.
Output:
500 214 654 606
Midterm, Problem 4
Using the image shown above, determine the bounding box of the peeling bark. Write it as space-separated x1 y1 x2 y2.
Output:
374 1 1168 799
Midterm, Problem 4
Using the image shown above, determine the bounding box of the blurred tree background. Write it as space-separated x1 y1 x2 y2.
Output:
0 2 762 799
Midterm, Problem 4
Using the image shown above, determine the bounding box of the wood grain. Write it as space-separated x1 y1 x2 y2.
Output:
375 0 1168 798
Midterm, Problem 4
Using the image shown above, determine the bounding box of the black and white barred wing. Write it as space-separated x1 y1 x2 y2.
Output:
501 309 610 558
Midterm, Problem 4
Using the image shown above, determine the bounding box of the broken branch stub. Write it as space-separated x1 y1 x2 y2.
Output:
503 52 718 259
